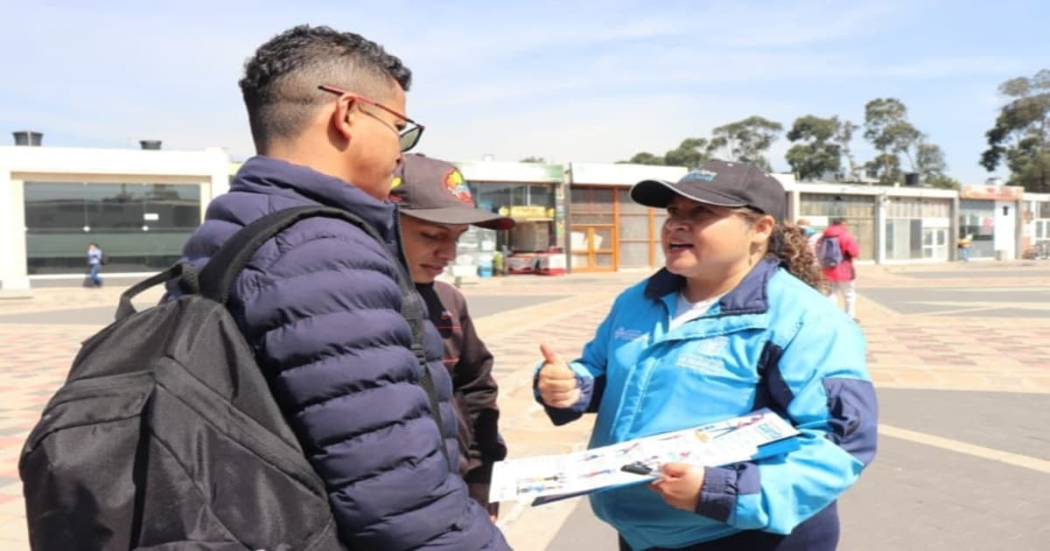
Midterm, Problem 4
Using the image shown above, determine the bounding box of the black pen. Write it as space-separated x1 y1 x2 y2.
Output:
620 461 654 475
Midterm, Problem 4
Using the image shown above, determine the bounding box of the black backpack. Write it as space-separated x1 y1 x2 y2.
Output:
20 206 452 551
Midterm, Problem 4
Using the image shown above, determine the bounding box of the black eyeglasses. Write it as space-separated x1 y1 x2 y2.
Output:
318 84 425 152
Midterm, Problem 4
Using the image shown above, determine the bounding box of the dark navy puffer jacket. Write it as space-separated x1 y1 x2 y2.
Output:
180 156 507 550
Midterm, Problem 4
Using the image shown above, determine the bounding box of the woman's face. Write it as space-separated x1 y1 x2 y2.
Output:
661 195 761 280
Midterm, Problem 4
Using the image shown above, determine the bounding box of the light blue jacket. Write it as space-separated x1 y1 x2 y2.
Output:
537 260 877 549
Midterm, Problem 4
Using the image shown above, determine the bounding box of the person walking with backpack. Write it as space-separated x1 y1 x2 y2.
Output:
172 26 505 550
392 153 514 520
86 242 104 287
818 218 861 320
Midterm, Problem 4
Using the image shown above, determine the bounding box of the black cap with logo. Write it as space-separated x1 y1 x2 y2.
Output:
390 154 515 230
630 159 786 221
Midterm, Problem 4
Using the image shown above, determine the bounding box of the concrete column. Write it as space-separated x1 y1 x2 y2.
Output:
561 165 573 274
950 195 960 261
204 147 231 218
788 188 801 222
0 172 30 290
872 194 885 264
1016 198 1025 260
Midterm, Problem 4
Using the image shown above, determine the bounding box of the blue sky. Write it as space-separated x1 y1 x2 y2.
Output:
1 0 1047 183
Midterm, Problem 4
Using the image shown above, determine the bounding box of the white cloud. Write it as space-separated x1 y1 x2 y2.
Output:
0 0 1040 186
683 0 910 48
864 56 1027 79
415 92 800 165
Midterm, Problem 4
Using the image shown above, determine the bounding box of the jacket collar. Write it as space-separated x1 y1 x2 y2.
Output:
644 258 781 317
231 155 398 245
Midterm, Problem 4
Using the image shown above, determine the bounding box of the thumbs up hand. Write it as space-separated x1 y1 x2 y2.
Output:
536 343 581 408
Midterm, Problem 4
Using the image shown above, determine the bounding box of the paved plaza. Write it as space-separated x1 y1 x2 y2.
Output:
1 260 1048 550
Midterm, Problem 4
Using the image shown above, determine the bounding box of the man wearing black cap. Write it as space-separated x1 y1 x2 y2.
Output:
392 153 513 517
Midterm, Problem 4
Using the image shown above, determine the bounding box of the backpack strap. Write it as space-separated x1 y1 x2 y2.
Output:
115 261 199 321
197 205 455 472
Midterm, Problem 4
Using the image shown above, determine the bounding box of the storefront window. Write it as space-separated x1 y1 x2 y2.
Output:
885 198 951 260
569 187 616 270
1040 201 1050 219
800 193 876 260
959 199 995 258
24 182 202 275
1035 202 1050 242
470 181 556 252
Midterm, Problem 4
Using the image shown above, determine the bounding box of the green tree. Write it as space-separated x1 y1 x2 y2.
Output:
621 137 712 168
709 116 783 170
834 120 861 181
620 152 666 165
864 153 902 185
980 69 1050 192
784 115 844 180
787 115 839 143
519 156 546 163
915 142 959 189
663 137 711 169
862 98 957 187
786 143 841 181
864 98 923 184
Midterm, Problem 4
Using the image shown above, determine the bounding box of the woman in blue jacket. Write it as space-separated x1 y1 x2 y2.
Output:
536 160 877 551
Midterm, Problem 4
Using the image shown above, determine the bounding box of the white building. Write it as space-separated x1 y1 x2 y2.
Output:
0 141 1043 288
0 142 228 290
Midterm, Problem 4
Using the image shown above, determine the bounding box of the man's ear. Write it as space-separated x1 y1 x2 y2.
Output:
330 96 356 143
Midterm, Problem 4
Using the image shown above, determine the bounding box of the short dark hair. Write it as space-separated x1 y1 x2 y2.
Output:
239 25 412 152
831 217 847 225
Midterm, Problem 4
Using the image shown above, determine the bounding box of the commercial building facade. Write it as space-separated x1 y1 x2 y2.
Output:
0 144 229 289
0 143 1041 288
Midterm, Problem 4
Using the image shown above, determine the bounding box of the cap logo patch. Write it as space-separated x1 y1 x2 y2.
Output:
444 169 473 205
683 169 717 182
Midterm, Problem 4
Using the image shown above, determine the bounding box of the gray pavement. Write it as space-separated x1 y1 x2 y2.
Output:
877 390 1050 461
462 294 568 318
0 294 570 325
548 388 1050 550
899 265 1050 279
858 287 1050 317
3 262 1048 550
0 306 117 325
838 436 1050 550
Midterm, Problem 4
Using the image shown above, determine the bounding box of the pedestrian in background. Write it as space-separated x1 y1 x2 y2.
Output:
818 218 861 321
957 234 973 262
86 242 104 287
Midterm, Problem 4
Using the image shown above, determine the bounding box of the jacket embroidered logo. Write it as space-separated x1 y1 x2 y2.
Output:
676 353 723 374
614 327 646 341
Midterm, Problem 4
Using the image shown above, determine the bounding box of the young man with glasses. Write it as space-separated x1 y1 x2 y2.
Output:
178 25 507 550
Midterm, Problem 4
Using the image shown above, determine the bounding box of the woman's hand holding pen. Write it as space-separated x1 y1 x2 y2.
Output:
649 463 705 512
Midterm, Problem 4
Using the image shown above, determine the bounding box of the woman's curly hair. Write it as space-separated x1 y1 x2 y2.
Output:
767 221 828 293
737 210 827 293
